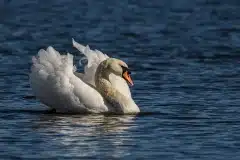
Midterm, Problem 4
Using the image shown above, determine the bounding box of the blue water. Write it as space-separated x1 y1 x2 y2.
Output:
1 0 240 159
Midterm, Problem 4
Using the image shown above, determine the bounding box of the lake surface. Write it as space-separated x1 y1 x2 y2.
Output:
0 0 240 159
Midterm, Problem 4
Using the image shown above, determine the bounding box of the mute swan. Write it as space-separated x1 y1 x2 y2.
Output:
30 39 140 114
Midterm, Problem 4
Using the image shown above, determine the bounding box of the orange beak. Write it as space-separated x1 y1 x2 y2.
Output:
122 71 134 86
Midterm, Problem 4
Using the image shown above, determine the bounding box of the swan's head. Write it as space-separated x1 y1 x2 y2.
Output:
105 58 133 86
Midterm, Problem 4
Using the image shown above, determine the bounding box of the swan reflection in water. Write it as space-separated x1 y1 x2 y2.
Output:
33 114 138 158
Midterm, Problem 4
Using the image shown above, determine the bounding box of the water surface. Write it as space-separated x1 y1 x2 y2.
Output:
0 0 240 159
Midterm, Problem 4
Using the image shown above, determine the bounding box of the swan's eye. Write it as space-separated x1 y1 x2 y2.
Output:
121 66 129 74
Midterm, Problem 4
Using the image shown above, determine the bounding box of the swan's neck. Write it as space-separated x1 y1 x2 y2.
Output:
95 61 139 114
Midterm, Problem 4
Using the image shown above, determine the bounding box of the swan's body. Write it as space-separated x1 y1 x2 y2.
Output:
30 39 140 114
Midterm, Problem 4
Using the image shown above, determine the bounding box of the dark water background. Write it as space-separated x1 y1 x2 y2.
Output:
1 0 240 159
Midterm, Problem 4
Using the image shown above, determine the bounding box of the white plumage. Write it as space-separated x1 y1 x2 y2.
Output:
30 39 139 114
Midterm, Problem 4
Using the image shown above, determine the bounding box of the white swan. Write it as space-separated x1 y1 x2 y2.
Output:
30 39 140 114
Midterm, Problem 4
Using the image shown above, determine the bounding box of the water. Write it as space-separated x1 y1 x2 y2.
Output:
0 0 240 159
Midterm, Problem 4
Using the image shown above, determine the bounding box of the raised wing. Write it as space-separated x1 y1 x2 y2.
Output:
72 39 132 98
72 39 108 86
30 46 108 113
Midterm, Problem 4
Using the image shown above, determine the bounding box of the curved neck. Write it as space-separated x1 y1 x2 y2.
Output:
95 60 139 114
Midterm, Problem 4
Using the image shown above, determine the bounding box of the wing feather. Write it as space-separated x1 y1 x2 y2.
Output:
30 46 108 113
